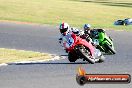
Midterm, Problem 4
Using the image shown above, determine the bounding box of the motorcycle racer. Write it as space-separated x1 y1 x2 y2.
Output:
81 24 93 42
59 22 84 44
58 22 105 63
83 24 109 43
83 24 115 54
83 24 105 39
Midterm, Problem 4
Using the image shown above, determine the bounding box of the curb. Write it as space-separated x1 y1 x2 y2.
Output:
0 55 62 66
0 63 8 67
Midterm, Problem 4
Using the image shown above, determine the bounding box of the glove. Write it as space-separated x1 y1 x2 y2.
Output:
59 38 62 44
64 49 68 53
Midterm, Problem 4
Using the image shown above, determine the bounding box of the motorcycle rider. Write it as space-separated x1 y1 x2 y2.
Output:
83 24 91 35
83 24 108 42
58 22 103 62
83 24 114 53
59 22 83 44
81 24 93 42
83 24 104 37
59 22 82 52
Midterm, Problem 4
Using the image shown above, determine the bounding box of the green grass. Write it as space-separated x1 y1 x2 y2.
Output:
0 0 132 30
0 48 52 63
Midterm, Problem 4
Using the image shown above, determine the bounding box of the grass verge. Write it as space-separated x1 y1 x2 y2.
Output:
0 48 52 64
0 0 132 30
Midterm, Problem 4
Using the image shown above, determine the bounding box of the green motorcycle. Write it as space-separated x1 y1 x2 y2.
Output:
91 29 116 55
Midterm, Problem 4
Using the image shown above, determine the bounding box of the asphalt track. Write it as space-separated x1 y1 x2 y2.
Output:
0 22 131 88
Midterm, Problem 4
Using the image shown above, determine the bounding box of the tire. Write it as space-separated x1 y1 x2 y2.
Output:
68 52 78 62
96 45 105 52
78 46 95 64
104 44 116 54
98 55 105 63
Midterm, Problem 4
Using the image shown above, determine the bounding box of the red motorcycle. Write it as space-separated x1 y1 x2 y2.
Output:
62 33 104 64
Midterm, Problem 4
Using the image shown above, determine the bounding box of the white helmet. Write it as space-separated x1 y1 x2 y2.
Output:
59 22 70 34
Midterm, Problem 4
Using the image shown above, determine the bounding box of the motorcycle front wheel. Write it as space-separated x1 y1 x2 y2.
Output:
104 44 116 54
68 52 78 62
78 46 95 64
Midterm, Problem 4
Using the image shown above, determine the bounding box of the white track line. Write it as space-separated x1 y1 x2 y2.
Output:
0 55 64 66
0 63 8 67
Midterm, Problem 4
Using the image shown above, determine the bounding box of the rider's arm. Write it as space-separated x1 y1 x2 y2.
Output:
59 38 62 43
59 36 69 53
71 27 81 36
58 34 64 47
71 32 77 43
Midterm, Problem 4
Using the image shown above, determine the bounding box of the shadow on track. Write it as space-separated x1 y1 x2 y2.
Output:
8 62 89 65
7 54 91 65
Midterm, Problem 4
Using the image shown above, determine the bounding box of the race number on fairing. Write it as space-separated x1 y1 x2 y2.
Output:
62 34 74 48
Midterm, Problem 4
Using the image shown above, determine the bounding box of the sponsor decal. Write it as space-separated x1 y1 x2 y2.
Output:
76 67 131 85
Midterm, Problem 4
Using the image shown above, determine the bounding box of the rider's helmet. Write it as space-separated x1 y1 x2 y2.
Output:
59 22 70 35
83 24 91 34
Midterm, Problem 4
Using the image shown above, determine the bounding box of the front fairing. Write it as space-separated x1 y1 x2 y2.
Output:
92 32 114 49
62 33 95 56
97 32 113 45
62 34 75 51
76 37 95 56
102 34 113 46
99 33 114 49
97 32 105 43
